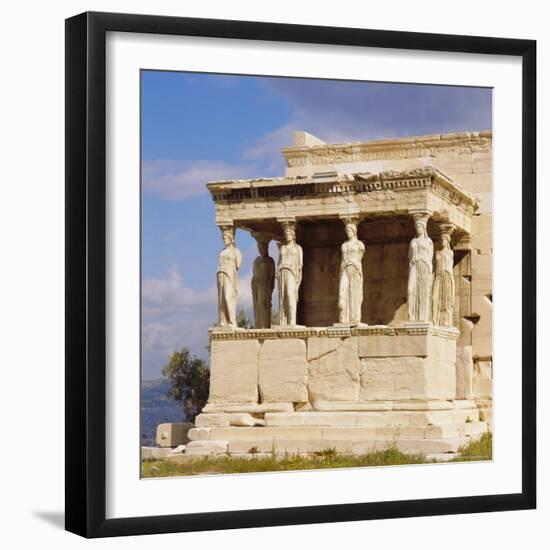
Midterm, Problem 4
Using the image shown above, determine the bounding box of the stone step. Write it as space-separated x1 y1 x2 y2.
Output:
185 440 228 456
188 421 488 442
225 436 476 455
263 409 480 428
311 399 477 412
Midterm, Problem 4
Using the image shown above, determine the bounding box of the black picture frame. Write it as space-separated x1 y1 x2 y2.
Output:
65 11 536 538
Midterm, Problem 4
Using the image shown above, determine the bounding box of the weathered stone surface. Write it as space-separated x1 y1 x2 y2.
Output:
471 214 493 254
156 422 193 448
456 346 474 399
455 173 493 196
394 438 465 454
307 336 360 401
272 439 354 454
185 440 229 455
321 427 377 439
471 316 492 360
203 402 294 414
358 333 428 357
462 421 489 437
303 412 357 426
472 152 492 174
195 412 264 427
211 426 323 441
424 424 460 439
425 359 456 400
195 413 230 427
452 399 477 409
359 357 428 400
227 413 265 427
473 359 493 399
424 408 480 425
354 411 416 426
264 412 306 426
392 400 453 410
259 339 308 402
312 400 393 411
141 447 173 460
187 427 211 441
209 339 259 404
228 440 275 454
476 399 493 429
427 336 457 363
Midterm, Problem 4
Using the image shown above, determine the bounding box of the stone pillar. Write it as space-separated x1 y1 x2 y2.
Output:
337 215 365 326
216 222 241 328
276 218 303 327
432 222 456 327
251 233 275 329
407 210 433 323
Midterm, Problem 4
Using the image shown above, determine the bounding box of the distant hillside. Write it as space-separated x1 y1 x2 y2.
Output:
141 378 183 446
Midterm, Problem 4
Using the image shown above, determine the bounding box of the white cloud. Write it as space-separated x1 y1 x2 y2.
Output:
142 159 258 200
142 318 213 374
143 267 254 314
142 267 217 315
243 115 305 174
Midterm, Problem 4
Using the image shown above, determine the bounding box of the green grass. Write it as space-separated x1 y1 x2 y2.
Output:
449 432 492 462
141 433 492 478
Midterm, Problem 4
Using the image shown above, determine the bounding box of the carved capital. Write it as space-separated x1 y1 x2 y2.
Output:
277 218 298 241
251 231 271 245
338 213 361 227
277 216 296 227
409 209 432 223
217 223 235 240
436 222 456 235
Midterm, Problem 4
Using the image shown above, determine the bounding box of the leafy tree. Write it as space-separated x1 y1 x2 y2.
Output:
161 348 210 422
236 307 254 329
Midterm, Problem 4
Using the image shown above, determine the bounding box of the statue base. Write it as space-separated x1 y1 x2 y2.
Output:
187 325 489 458
186 400 488 458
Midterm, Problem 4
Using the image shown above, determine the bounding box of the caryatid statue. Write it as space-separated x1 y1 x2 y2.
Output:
432 227 455 327
338 218 365 325
407 212 434 322
216 225 241 328
277 221 303 327
251 235 275 329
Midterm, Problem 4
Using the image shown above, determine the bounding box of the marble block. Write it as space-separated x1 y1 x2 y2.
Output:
209 339 259 404
307 336 360 401
258 338 308 402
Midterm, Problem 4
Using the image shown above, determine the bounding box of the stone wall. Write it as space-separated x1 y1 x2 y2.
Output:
207 328 458 406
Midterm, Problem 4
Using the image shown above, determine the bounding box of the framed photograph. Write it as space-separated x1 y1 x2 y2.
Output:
65 11 536 538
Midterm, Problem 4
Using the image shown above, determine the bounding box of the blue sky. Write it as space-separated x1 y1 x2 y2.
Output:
141 70 492 379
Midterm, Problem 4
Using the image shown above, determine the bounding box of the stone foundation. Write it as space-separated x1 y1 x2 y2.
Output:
187 401 487 457
185 325 489 457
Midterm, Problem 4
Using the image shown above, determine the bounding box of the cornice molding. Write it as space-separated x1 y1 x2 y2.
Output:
207 166 479 212
209 324 460 341
281 130 493 168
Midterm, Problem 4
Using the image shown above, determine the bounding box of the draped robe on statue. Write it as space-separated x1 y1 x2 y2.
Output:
338 239 365 324
277 242 302 326
217 245 240 327
252 255 275 328
407 236 433 322
432 247 455 326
